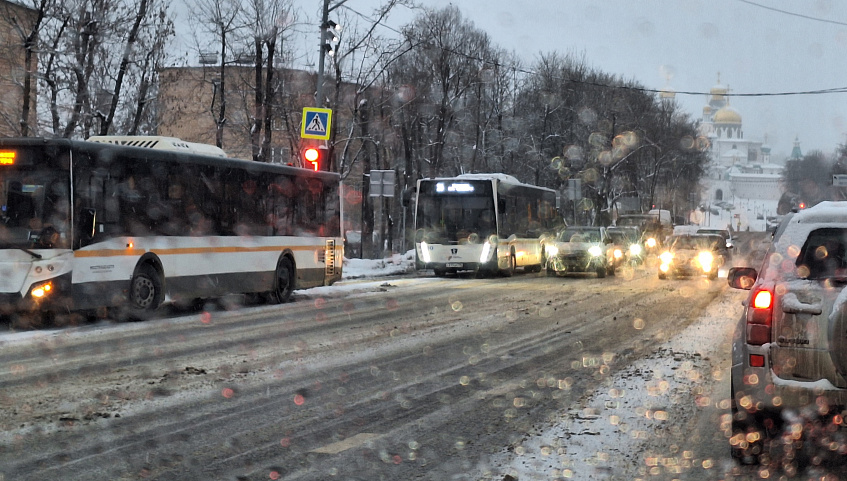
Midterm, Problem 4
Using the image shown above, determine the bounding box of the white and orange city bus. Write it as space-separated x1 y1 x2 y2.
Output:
0 136 342 324
413 173 560 276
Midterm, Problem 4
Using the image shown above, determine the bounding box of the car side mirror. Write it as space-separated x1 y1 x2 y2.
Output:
727 266 757 290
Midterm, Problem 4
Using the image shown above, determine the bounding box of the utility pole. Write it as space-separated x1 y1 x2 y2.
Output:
315 0 344 108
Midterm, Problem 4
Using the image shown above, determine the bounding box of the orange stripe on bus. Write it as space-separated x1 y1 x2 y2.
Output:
74 245 341 258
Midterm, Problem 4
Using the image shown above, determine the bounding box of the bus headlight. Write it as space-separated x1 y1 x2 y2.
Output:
629 244 642 256
30 281 53 299
588 246 603 257
479 242 492 263
420 242 431 263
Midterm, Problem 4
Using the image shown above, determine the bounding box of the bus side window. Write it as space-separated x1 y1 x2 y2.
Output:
271 175 295 236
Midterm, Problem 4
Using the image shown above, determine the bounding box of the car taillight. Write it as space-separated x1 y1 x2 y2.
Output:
747 288 773 345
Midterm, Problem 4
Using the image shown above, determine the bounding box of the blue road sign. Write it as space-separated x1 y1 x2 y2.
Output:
301 107 332 140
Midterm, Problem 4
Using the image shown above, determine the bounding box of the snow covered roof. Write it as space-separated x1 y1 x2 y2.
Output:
455 173 521 183
793 201 847 224
727 173 782 180
425 173 556 192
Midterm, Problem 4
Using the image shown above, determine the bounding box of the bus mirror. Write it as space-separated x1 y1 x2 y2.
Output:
79 208 96 241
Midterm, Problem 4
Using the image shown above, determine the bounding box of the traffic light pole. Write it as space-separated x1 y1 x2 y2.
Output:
315 0 331 108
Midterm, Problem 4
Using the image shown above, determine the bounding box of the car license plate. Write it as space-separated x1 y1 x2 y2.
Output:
446 263 462 268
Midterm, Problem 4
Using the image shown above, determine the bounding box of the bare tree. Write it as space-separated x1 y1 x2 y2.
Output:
239 0 295 162
0 0 54 136
191 0 241 148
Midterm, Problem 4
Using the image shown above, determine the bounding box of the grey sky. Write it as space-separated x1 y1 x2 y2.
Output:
173 0 847 159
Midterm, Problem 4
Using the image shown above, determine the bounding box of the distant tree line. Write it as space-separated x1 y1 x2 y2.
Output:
778 145 847 213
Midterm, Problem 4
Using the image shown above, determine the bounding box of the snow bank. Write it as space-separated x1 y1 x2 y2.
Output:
479 289 744 480
342 249 417 279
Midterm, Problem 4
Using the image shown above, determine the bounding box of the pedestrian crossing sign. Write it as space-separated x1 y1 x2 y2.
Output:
301 107 332 140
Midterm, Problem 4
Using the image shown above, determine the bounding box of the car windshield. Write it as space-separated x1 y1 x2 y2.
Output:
607 230 638 243
671 235 719 250
557 227 601 242
697 229 729 240
5 1 847 480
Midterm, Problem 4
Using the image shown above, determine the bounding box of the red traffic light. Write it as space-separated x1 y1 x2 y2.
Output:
303 147 320 171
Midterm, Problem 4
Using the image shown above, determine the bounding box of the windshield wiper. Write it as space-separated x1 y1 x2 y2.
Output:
19 248 42 259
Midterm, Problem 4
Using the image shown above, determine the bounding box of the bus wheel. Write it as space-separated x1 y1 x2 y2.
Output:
270 257 295 304
130 264 163 314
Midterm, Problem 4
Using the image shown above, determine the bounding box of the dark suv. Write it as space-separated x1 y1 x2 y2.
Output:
727 202 847 464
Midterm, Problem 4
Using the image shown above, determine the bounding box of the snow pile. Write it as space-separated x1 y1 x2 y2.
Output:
342 250 417 279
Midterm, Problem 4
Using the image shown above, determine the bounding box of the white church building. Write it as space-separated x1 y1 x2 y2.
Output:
697 77 783 204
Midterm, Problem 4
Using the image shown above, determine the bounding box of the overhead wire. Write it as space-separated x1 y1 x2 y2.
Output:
335 2 847 98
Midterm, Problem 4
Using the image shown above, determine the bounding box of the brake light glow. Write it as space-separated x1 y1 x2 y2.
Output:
753 290 772 309
0 151 15 165
747 288 774 345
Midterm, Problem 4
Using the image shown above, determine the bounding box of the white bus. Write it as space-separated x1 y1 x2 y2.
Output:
413 174 560 276
0 136 342 326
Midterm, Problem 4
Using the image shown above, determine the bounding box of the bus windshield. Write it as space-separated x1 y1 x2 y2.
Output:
0 167 70 250
416 181 495 243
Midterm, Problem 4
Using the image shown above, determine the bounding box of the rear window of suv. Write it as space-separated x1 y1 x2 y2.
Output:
796 228 847 279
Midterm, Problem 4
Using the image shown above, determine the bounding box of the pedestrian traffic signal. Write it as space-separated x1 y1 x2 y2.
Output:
303 147 321 171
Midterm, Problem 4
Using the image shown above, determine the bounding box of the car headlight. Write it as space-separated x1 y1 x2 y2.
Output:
645 238 657 248
588 246 603 257
698 251 714 270
479 242 492 263
545 244 559 257
659 251 674 264
613 248 623 259
629 244 642 256
420 242 431 263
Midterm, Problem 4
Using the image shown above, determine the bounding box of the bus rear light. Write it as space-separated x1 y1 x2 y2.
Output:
747 288 773 345
749 354 765 367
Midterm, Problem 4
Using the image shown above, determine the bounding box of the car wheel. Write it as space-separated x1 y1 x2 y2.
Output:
433 268 447 277
658 272 667 280
596 266 606 278
708 270 718 280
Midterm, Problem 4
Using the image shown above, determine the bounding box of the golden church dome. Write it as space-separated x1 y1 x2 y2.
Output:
713 106 741 124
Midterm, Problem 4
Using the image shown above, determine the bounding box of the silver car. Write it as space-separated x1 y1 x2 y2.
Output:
728 201 847 464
